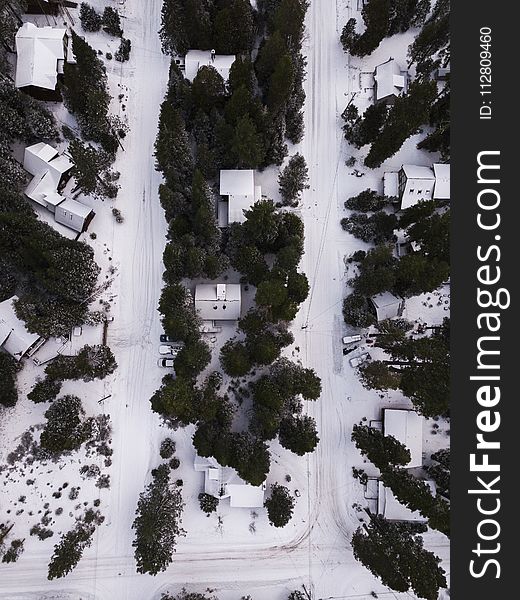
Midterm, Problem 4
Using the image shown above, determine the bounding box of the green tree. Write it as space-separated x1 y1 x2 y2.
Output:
231 115 266 169
47 520 96 579
267 54 295 112
279 414 319 455
213 0 254 54
352 423 411 471
79 3 102 32
40 395 90 454
265 483 295 527
28 378 62 404
278 153 309 206
174 338 212 379
220 340 252 377
0 352 18 407
342 293 376 328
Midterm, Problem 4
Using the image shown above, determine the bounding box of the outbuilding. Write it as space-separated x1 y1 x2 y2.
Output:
55 198 94 233
370 292 404 322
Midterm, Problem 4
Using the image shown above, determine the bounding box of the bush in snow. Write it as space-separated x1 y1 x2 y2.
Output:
341 211 398 245
344 189 390 212
264 483 295 527
161 591 218 600
287 592 306 600
1 538 24 563
79 3 102 32
169 456 180 470
28 378 62 404
132 464 185 575
30 523 54 540
102 7 123 37
115 37 131 62
95 474 110 489
198 492 218 515
45 345 117 383
342 293 376 328
39 395 90 454
159 437 176 459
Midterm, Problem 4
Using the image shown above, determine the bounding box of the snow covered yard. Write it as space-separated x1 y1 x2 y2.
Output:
0 0 450 598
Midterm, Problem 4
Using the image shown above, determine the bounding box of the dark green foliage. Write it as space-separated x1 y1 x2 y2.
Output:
213 0 255 54
220 340 252 377
358 360 400 390
45 345 117 383
353 245 397 297
278 153 309 206
40 395 90 453
352 424 411 471
231 433 271 486
364 79 438 168
158 283 201 341
161 590 218 600
341 211 398 244
160 438 176 459
2 538 24 563
342 100 388 148
115 38 132 62
279 414 319 455
69 139 119 198
264 483 294 527
342 294 376 328
28 378 62 404
231 115 266 168
352 514 446 599
174 338 212 379
151 375 197 425
426 448 450 498
408 0 450 74
0 352 18 407
132 465 185 574
344 189 391 212
102 7 123 37
79 3 102 32
62 33 117 153
198 492 219 514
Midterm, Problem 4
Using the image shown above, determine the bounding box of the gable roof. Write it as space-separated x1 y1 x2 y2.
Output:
15 22 66 90
0 296 41 360
57 198 93 219
374 58 407 101
371 292 403 321
378 480 435 521
184 50 236 82
433 163 450 199
195 284 241 320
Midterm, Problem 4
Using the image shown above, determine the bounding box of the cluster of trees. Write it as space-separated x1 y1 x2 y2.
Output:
80 3 123 37
69 139 120 199
47 508 104 579
351 514 446 600
359 318 450 417
132 464 185 575
61 32 120 155
352 424 450 536
341 0 431 57
0 0 25 73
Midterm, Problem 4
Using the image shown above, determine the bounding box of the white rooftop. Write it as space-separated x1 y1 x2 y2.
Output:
402 164 435 180
433 163 450 199
0 296 41 360
15 22 67 90
58 198 93 219
383 171 399 198
195 283 241 321
400 164 436 210
184 50 236 83
371 292 403 321
377 480 435 522
384 409 423 468
374 59 407 102
220 169 255 196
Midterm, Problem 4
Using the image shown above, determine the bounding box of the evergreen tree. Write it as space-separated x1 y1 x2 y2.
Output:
220 340 252 377
231 115 266 168
278 153 309 206
343 102 388 148
345 189 392 212
342 293 376 328
174 338 212 379
132 465 185 575
231 433 271 486
352 514 446 599
213 0 255 54
28 377 62 404
0 352 18 408
264 483 295 527
352 423 411 471
279 414 319 455
102 7 123 37
40 395 90 454
79 3 102 32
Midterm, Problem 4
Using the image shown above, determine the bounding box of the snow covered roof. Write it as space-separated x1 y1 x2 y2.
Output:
24 143 72 181
433 163 450 199
184 50 236 82
370 292 403 321
57 198 93 219
219 170 260 224
402 164 435 180
383 171 399 198
0 296 41 360
25 170 62 207
374 59 407 102
377 480 435 521
399 165 436 210
15 22 66 90
194 455 265 508
384 409 423 468
195 284 241 321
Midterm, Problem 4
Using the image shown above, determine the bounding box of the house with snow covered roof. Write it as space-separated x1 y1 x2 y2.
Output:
194 455 266 508
195 283 241 323
383 408 424 468
218 169 262 226
23 142 94 233
377 480 435 522
383 163 451 210
181 50 236 83
373 58 408 104
0 296 43 361
15 22 73 100
370 292 404 322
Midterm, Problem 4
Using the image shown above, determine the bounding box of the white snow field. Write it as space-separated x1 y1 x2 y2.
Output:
0 0 450 599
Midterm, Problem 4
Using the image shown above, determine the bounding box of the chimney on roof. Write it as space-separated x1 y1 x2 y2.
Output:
216 284 226 301
210 48 216 62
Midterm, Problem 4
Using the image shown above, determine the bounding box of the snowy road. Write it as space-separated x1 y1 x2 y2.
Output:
0 1 449 598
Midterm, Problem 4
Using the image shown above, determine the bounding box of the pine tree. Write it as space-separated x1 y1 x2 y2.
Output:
79 3 102 32
132 465 185 575
102 7 123 37
0 352 18 408
264 483 295 527
40 395 90 454
279 414 319 455
278 153 309 206
352 423 411 471
231 115 266 168
220 340 252 377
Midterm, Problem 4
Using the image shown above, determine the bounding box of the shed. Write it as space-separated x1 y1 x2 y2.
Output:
219 169 261 225
195 283 241 321
377 480 436 522
433 163 450 200
55 198 94 233
374 58 407 104
15 23 68 93
183 50 236 82
383 408 423 468
0 296 42 360
370 292 404 322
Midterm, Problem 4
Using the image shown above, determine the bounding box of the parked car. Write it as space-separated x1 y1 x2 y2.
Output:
158 357 175 368
343 345 358 356
349 352 370 368
160 334 178 343
342 334 362 345
159 345 180 355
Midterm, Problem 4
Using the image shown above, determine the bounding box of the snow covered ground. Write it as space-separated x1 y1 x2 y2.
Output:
0 1 450 598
